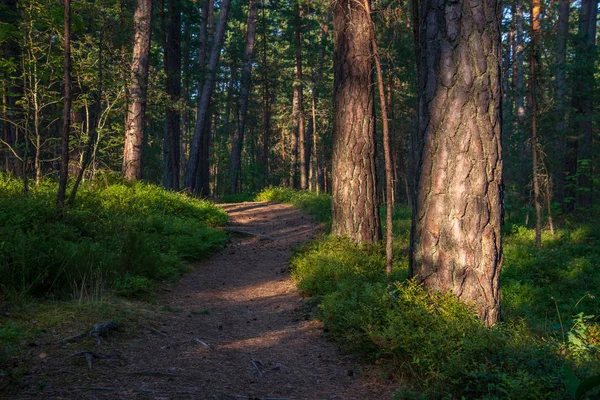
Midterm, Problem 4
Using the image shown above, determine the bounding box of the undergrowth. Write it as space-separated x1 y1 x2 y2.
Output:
265 187 600 399
255 187 332 226
0 173 228 300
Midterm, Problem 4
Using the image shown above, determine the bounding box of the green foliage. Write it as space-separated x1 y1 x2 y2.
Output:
0 174 227 298
290 201 600 399
255 187 332 226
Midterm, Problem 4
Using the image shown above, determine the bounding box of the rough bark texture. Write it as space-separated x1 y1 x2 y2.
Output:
514 0 524 120
410 0 503 325
56 0 71 211
163 0 182 190
530 0 542 248
122 0 152 181
331 0 381 244
292 1 305 190
363 0 393 273
261 2 270 183
185 0 231 192
227 0 258 194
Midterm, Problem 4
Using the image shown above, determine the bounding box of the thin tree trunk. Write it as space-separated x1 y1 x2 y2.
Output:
514 0 525 120
363 0 393 274
228 0 258 194
292 1 305 190
261 1 270 184
531 0 542 248
554 0 570 201
573 0 598 208
410 0 503 325
185 0 231 192
56 0 71 211
69 29 103 204
122 0 152 181
163 0 182 190
331 0 381 244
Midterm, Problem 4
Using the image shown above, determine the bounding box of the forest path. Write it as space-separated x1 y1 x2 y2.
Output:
16 202 392 400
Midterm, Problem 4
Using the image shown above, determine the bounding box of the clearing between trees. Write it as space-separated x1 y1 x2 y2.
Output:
4 202 393 400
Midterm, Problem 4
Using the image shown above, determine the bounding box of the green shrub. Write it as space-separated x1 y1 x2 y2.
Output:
0 174 228 299
290 205 600 399
255 187 332 226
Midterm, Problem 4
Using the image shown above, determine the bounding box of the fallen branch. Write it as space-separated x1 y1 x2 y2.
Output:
147 327 171 338
57 321 120 344
251 359 264 377
193 338 214 351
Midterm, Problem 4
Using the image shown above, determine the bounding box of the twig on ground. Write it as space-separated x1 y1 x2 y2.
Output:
147 326 171 338
70 350 123 370
251 359 264 377
193 338 214 351
56 321 120 344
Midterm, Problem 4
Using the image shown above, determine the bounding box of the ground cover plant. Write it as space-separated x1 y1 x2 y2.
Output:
258 187 600 399
0 172 228 300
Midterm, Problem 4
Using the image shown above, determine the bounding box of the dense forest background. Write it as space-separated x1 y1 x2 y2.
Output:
2 0 600 397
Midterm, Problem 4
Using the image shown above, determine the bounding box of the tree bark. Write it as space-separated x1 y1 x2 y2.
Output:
363 0 393 274
69 28 104 205
554 0 570 202
530 0 542 248
185 0 231 192
410 0 503 325
331 0 381 244
56 0 72 211
514 0 525 120
227 0 258 194
163 0 182 190
261 1 270 184
292 1 306 190
122 0 153 181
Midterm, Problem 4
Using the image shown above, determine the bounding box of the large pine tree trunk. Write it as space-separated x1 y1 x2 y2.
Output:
410 0 503 325
56 0 72 211
163 0 182 190
122 0 152 181
331 0 381 244
227 0 258 194
185 0 231 192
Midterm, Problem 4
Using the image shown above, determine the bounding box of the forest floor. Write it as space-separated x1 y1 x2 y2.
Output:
5 202 394 400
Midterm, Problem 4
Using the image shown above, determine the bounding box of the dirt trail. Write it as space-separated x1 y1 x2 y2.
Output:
11 202 393 400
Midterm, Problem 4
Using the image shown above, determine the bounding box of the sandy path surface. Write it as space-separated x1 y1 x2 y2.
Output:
9 202 393 400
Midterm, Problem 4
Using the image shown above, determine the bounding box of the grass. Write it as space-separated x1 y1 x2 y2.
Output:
260 187 600 399
255 187 332 227
0 172 228 300
0 172 229 379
